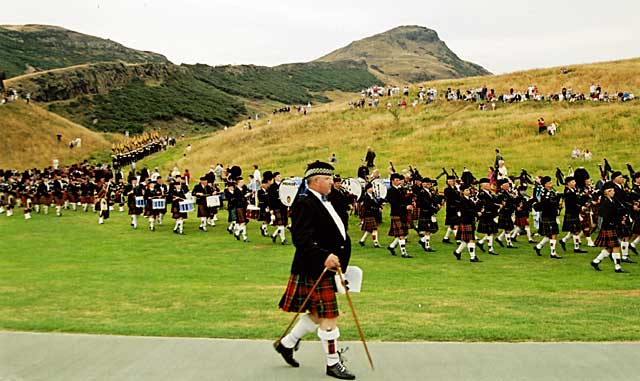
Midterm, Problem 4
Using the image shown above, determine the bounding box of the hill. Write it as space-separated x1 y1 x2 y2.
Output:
316 25 491 83
0 101 113 169
139 58 638 180
0 24 169 78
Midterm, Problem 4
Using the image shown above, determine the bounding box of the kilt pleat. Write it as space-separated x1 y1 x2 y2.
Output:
456 223 475 242
361 216 378 232
594 229 619 248
388 215 409 237
279 274 339 319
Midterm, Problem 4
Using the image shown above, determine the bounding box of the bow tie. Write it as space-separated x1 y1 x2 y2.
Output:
321 195 329 202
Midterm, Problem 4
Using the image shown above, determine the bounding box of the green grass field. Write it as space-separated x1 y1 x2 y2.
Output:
2 206 639 342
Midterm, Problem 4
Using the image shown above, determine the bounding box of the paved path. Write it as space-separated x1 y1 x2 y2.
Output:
2 332 639 381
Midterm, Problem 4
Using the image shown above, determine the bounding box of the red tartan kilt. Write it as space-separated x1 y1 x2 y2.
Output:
388 215 409 237
54 196 64 206
594 229 619 248
515 216 529 228
236 207 248 224
581 215 593 232
38 195 52 205
279 274 339 319
273 209 287 226
67 193 79 203
412 207 420 221
406 210 414 225
361 216 378 232
456 223 475 242
197 204 209 217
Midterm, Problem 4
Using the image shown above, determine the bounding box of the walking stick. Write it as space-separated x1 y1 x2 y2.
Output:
274 267 330 348
336 267 375 370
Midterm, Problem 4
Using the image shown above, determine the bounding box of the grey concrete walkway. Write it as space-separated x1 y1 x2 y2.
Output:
1 332 639 381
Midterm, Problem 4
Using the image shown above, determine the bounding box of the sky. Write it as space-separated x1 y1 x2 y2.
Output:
2 0 639 74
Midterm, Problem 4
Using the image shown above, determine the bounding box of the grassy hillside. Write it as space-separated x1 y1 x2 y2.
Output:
0 101 113 169
140 59 638 179
317 25 490 83
0 24 168 78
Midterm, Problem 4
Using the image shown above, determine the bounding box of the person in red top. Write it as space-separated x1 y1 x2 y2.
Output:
537 117 546 133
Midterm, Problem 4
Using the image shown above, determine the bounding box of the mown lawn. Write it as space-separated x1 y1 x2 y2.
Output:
2 207 639 342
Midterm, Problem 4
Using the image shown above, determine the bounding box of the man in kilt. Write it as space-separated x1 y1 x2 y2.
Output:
257 175 273 237
416 177 439 252
358 183 381 248
513 185 536 243
591 182 627 273
442 176 460 243
560 176 588 253
630 172 640 254
495 179 518 248
224 181 239 236
476 178 500 255
233 177 250 242
453 183 481 262
169 178 188 234
125 176 143 229
276 161 355 380
192 176 211 232
386 173 413 258
269 172 289 245
533 176 563 259
612 171 636 263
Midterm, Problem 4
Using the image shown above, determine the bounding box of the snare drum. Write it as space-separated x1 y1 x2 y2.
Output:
135 196 145 208
206 195 220 207
247 205 260 219
179 200 195 213
152 198 165 210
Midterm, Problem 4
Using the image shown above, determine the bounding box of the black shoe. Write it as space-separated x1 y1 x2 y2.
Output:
261 230 269 237
590 261 601 271
271 235 277 243
418 240 426 250
488 250 499 256
507 245 518 249
281 240 288 246
453 250 461 260
387 246 397 256
495 238 505 248
621 258 637 264
573 248 588 254
227 227 233 235
274 342 299 368
425 247 435 252
326 362 355 380
199 226 205 231
173 229 179 234
559 240 567 251
511 236 519 243
402 254 413 258
534 247 542 256
358 241 365 247
630 245 638 255
550 254 563 259
528 239 536 244
442 238 452 244
470 257 481 262
373 243 381 248
234 233 240 241
615 268 626 273
476 242 485 252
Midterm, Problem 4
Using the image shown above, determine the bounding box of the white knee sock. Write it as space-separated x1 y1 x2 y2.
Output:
455 242 467 253
282 313 318 348
630 236 640 247
593 249 610 263
573 235 581 250
550 239 557 255
389 237 399 248
279 226 286 241
399 239 407 255
318 328 341 366
612 252 622 270
620 241 629 259
468 242 476 259
562 232 571 243
537 237 550 249
360 232 369 242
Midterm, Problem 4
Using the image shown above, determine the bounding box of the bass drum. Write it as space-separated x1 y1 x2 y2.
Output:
371 178 388 200
341 178 362 199
278 178 299 207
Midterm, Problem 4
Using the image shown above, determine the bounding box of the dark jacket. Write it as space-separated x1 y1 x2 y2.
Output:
290 193 351 279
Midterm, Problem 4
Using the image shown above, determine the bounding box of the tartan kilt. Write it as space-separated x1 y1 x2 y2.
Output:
361 216 378 232
456 223 475 242
67 193 79 203
38 195 52 205
227 208 237 222
197 204 209 217
477 218 498 234
411 207 420 223
515 216 530 228
171 206 187 220
444 211 460 226
128 205 142 215
562 214 582 233
497 213 515 230
417 216 438 233
236 207 248 224
259 208 270 222
279 274 339 319
273 209 288 226
580 213 594 232
388 215 409 237
538 219 559 236
208 206 218 215
616 225 632 238
594 229 619 248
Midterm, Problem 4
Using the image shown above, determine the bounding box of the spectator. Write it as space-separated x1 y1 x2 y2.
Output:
548 121 557 136
365 147 376 168
183 169 191 186
571 147 581 159
497 160 508 181
583 149 592 161
494 149 503 169
537 117 546 134
330 153 338 163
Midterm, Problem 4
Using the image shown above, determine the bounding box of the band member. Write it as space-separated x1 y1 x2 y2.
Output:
476 178 500 255
234 177 250 242
206 179 221 227
560 176 588 253
533 176 563 259
80 177 96 212
275 161 355 380
268 172 289 245
512 185 535 243
591 182 627 273
225 181 239 236
611 171 636 263
170 178 188 234
20 178 35 219
156 177 169 225
257 177 272 236
442 175 460 243
359 183 381 247
453 184 481 262
387 173 413 258
36 177 52 215
630 172 640 254
496 179 518 249
192 176 212 232
96 177 112 225
125 176 143 228
144 180 162 231
416 177 439 252
67 176 81 211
